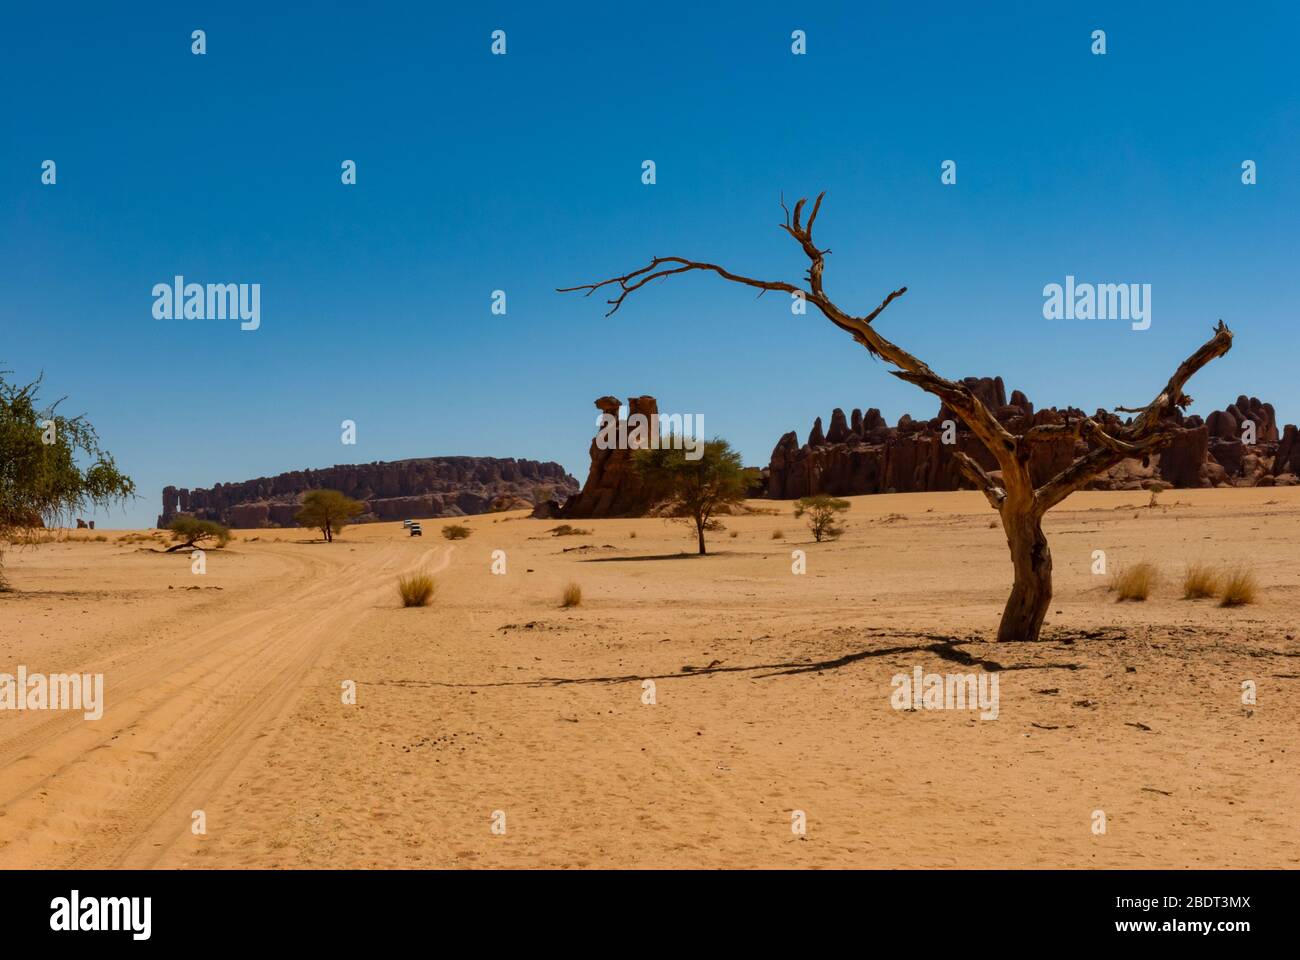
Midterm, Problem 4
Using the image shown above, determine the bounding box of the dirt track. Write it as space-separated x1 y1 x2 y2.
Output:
0 539 452 867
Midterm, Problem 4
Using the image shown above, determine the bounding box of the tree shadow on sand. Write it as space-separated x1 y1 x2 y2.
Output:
577 552 729 563
363 628 1094 691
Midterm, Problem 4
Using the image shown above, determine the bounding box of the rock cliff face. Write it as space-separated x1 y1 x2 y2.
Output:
766 382 1298 498
559 396 660 518
158 457 578 528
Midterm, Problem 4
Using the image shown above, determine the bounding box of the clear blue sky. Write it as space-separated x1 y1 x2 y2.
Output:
3 1 1296 528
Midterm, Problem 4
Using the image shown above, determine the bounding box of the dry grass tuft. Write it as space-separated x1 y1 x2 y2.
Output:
398 571 436 607
1218 567 1258 607
560 582 582 608
1181 562 1219 600
1113 562 1158 602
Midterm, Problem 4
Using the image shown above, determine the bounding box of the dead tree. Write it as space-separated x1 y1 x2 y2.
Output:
559 193 1234 642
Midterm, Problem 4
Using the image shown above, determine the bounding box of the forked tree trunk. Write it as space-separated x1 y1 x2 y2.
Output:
997 508 1053 643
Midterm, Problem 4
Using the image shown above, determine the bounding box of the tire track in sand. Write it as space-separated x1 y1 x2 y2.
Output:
0 542 452 867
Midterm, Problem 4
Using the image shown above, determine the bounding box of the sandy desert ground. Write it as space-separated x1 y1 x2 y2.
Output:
0 488 1296 869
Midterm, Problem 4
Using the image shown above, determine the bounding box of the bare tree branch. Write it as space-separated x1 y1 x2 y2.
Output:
892 368 1021 472
1035 320 1233 510
1021 420 1085 443
560 191 1021 480
556 257 804 317
1081 420 1178 456
954 451 1007 510
1125 319 1233 439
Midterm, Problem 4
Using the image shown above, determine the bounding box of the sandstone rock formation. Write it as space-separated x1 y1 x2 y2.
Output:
560 396 660 518
158 457 578 528
1274 425 1300 479
767 383 1297 498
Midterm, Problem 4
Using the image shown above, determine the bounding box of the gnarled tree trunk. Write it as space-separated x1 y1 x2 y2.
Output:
998 508 1052 643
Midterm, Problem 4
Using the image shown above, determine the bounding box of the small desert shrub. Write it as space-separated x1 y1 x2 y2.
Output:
1146 482 1168 508
398 571 436 607
1218 568 1258 607
729 530 739 538
771 529 783 539
549 524 591 537
795 494 851 541
442 524 471 540
1113 562 1158 602
629 530 637 539
1182 563 1219 600
561 582 582 607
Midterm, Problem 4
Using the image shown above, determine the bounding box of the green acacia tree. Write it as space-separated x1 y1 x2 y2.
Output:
0 371 135 589
166 516 231 552
295 489 365 543
633 438 753 556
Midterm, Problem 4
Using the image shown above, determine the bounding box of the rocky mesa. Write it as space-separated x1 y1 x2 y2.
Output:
766 378 1297 498
159 457 579 528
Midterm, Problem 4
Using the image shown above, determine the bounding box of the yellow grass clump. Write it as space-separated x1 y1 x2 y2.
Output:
1218 567 1258 607
1113 562 1158 602
1181 563 1219 599
398 571 436 607
561 582 582 608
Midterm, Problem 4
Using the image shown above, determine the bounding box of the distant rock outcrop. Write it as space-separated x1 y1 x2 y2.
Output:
766 383 1297 497
158 457 579 528
561 395 660 518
